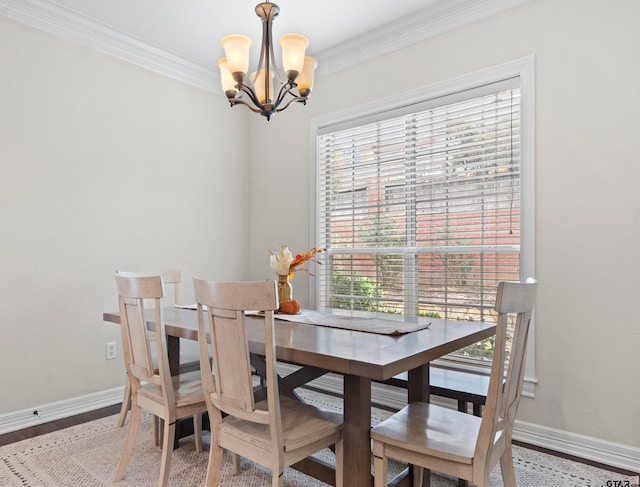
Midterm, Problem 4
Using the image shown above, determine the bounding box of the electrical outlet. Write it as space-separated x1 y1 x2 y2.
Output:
106 341 117 360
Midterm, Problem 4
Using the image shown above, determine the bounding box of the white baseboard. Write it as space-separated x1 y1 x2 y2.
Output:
0 386 123 435
2 372 639 474
513 419 640 474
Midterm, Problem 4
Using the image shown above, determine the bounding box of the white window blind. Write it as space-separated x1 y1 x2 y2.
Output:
317 79 522 364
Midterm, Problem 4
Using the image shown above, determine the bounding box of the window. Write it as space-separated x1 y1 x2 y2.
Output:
312 58 535 379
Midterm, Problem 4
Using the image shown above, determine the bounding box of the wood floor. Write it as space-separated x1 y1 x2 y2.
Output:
0 402 637 479
0 403 121 447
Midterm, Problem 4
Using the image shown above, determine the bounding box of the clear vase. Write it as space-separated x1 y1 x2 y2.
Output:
277 274 292 307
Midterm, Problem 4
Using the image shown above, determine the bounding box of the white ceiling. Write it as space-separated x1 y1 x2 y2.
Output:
46 0 441 67
1 0 529 90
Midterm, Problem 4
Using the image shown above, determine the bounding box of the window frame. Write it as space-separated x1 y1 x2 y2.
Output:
309 56 536 396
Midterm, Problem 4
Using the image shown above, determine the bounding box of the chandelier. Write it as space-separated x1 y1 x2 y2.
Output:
218 2 317 121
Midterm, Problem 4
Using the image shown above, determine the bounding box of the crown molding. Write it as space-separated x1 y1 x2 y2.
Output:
0 0 530 92
315 0 531 78
0 0 218 92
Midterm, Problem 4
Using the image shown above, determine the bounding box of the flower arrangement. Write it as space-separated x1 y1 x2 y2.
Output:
269 244 324 279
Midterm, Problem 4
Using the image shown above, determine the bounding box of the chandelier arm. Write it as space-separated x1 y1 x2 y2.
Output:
275 96 306 113
272 80 296 111
267 21 284 85
254 17 267 83
238 84 264 110
229 97 263 114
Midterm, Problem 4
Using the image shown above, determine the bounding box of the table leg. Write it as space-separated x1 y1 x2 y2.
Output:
343 374 372 487
166 334 180 376
407 364 429 403
165 334 182 449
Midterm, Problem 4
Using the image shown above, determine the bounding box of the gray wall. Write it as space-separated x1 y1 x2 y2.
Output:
0 16 248 413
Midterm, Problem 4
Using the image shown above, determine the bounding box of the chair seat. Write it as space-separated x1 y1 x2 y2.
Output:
220 395 343 452
370 402 481 464
139 370 205 408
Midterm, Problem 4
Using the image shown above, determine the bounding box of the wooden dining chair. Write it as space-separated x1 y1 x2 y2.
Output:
117 269 183 431
114 271 207 487
193 278 344 487
371 279 537 487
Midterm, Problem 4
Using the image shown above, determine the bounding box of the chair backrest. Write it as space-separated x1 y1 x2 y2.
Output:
115 271 174 405
475 279 536 467
161 269 182 306
114 268 182 305
193 279 279 426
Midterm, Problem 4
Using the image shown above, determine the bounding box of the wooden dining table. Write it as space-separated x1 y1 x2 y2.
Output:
103 307 495 487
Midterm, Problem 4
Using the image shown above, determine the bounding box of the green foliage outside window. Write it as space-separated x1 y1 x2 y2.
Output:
330 273 378 311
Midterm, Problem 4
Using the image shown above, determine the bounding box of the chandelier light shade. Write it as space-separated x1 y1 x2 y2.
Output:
218 2 317 121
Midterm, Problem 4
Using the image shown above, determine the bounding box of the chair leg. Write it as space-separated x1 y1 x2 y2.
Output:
413 466 424 487
204 443 223 487
157 420 176 487
117 377 131 427
193 414 203 453
232 453 241 474
454 400 472 487
473 403 482 417
272 470 284 487
152 415 160 447
500 443 517 487
334 438 343 487
114 404 141 481
372 441 388 487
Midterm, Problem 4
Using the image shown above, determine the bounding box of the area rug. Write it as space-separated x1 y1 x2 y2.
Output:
0 389 637 486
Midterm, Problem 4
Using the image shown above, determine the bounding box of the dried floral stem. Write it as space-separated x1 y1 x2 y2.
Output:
270 245 325 279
